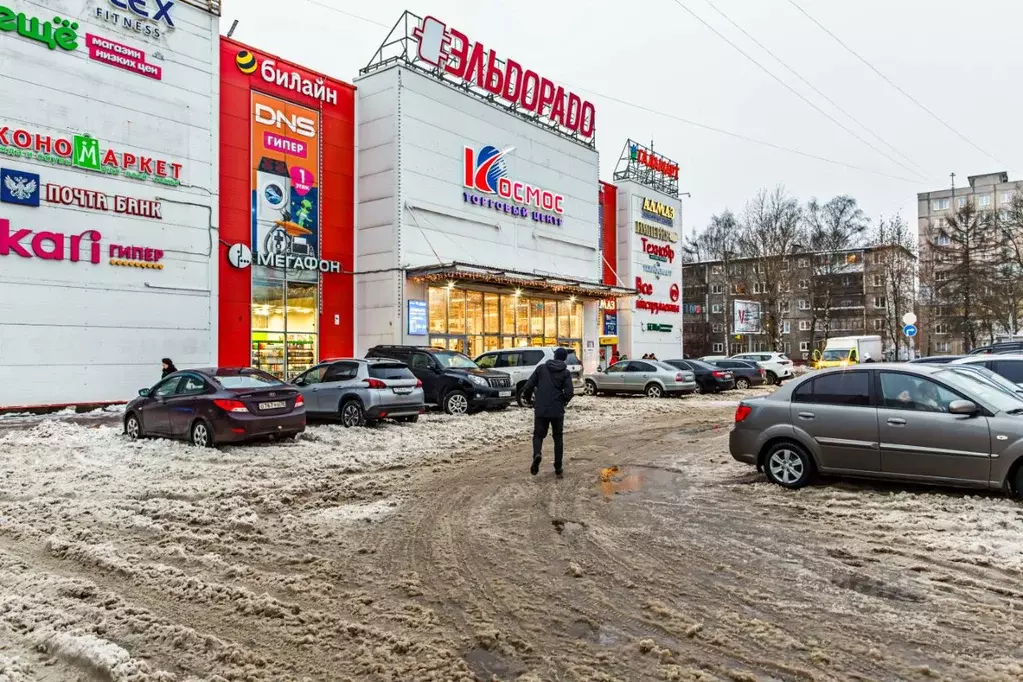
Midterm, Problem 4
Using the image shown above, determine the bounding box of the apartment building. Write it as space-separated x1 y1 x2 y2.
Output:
682 245 913 361
917 171 1023 354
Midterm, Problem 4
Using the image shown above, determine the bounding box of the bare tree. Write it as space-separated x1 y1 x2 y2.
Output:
929 201 1005 351
869 215 916 359
804 196 870 348
737 187 805 350
683 211 742 353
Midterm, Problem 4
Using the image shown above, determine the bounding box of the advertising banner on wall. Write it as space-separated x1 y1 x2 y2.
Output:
733 300 762 334
250 93 322 284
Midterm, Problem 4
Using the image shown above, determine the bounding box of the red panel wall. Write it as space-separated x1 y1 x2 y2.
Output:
218 38 356 367
600 181 618 286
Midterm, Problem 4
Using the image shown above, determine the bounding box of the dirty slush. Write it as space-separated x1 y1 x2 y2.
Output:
1 392 1021 681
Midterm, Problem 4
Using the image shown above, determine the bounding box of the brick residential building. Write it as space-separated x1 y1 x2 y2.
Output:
682 245 914 361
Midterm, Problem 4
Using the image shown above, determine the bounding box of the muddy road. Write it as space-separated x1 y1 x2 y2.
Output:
1 394 1022 681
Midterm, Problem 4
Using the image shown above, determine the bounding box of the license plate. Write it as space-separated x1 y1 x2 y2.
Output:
499 390 512 398
258 400 286 410
393 387 413 394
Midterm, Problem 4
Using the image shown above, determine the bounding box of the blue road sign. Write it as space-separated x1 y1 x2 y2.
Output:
903 324 918 337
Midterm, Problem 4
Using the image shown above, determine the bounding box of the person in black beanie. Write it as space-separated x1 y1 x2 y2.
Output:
523 347 575 478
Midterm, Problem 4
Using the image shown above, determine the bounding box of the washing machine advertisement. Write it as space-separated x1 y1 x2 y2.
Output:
250 92 321 284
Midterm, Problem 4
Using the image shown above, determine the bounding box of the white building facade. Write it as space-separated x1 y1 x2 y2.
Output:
614 182 684 360
0 0 221 407
355 12 629 372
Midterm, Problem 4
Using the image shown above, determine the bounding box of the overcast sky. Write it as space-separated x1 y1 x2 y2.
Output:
223 0 1022 240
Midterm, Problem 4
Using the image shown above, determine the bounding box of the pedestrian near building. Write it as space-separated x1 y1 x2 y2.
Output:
524 347 575 478
161 358 178 378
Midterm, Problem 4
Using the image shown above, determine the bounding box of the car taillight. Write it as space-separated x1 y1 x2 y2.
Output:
675 372 684 381
363 378 387 389
415 379 423 388
295 395 304 407
213 399 248 413
759 369 766 377
712 370 726 378
735 404 752 422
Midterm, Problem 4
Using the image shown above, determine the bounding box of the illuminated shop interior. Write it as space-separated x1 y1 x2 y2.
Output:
251 277 318 378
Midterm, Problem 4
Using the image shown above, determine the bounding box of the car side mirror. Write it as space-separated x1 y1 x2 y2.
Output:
139 388 150 397
949 400 978 416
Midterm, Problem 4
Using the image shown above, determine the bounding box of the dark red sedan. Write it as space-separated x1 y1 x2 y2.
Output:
124 368 305 447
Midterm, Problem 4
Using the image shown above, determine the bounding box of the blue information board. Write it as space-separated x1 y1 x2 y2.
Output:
604 312 618 336
408 299 428 336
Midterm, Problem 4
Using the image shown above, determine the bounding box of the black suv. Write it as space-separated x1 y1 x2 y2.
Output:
365 346 514 415
969 342 1023 355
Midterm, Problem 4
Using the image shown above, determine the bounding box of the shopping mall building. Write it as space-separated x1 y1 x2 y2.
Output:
0 0 222 407
217 38 356 379
0 7 685 407
353 12 634 372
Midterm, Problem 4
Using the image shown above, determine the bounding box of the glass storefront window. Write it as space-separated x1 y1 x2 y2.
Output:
516 298 529 336
426 286 587 360
251 332 285 376
252 279 286 332
466 291 483 335
501 295 516 335
429 287 447 333
557 301 572 338
530 301 544 336
286 281 318 333
484 294 499 334
287 334 317 377
448 289 466 334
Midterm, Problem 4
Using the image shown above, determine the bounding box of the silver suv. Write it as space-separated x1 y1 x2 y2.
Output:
292 358 425 427
475 347 583 406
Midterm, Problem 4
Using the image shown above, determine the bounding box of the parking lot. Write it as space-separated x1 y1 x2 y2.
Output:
1 389 1022 681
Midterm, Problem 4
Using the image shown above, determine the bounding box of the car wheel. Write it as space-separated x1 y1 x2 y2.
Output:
583 380 597 396
766 371 779 385
443 391 470 415
397 415 419 423
340 399 366 427
645 383 663 399
516 383 533 407
735 378 751 390
693 383 704 395
763 442 813 489
190 420 213 448
124 413 143 440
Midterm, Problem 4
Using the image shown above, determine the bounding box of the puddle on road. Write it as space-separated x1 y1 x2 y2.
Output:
599 466 644 497
597 465 681 498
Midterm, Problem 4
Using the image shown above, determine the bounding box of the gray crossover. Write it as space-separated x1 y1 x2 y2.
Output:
293 358 425 427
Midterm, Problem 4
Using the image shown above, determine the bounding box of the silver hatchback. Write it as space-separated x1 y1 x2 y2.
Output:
730 364 1023 496
293 358 425 427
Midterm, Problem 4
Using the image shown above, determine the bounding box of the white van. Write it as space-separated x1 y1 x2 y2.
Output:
474 347 583 406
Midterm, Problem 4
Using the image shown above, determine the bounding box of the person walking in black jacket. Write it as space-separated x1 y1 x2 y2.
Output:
161 358 178 378
524 347 575 478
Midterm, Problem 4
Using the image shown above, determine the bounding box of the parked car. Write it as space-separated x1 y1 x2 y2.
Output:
707 359 766 390
731 352 794 384
952 354 1023 387
365 345 514 415
729 364 1023 496
475 346 583 406
124 368 305 447
968 341 1023 355
292 358 425 427
698 355 728 362
910 355 966 364
583 360 696 398
664 359 735 394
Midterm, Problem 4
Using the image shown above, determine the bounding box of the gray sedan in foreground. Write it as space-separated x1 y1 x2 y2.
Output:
293 358 425 427
583 359 697 398
730 364 1023 496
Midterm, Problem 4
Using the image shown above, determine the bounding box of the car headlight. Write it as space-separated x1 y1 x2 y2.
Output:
469 374 488 386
